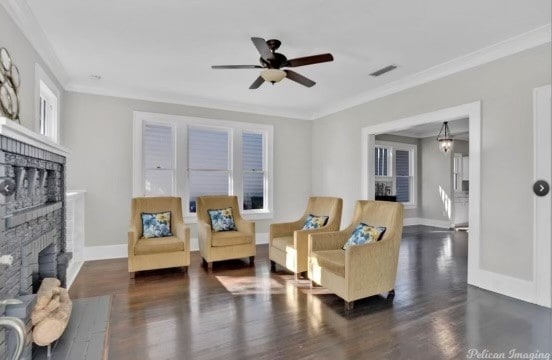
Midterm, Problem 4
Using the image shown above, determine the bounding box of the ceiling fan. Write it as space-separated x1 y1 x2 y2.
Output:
211 37 334 89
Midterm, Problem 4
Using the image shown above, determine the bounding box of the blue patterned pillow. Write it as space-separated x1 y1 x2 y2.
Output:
302 214 329 230
343 223 386 250
141 212 172 239
208 207 237 232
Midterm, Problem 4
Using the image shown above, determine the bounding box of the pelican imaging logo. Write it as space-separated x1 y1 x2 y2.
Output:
466 349 551 360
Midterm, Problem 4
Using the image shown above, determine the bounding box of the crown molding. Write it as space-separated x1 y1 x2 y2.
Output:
312 24 552 120
1 0 69 87
65 82 313 120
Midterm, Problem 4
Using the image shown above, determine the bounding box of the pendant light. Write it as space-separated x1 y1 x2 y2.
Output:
436 121 454 153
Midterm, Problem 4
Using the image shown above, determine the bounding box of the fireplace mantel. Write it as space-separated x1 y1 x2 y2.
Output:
0 117 71 157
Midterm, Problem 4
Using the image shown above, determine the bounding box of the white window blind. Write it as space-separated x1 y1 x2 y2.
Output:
395 150 411 203
143 123 174 195
242 132 265 210
375 146 391 177
188 127 230 212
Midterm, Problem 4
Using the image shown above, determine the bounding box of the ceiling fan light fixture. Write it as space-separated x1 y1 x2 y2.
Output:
260 69 286 84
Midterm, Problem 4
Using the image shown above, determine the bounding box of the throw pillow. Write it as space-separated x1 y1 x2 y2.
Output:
208 207 237 232
302 214 330 230
343 223 386 250
141 212 172 239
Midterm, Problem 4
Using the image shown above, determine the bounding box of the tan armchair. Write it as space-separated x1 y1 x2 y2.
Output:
308 200 404 310
196 196 255 271
128 197 190 277
269 196 343 279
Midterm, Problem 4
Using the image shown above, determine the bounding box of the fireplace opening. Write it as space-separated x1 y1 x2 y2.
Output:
33 244 58 293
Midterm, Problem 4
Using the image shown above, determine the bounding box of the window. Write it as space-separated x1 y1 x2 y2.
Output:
188 127 231 212
143 122 175 196
35 64 60 143
375 141 416 207
242 132 266 211
133 112 273 221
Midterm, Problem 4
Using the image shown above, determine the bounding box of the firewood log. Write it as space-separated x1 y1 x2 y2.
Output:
32 295 72 347
31 294 60 325
35 278 62 310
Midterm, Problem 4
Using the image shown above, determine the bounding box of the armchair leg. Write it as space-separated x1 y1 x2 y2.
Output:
129 272 135 279
181 266 188 274
270 261 276 272
344 301 354 311
387 289 395 300
249 256 255 266
207 262 213 273
300 271 308 279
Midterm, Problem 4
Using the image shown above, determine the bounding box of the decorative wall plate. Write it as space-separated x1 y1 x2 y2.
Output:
0 67 5 83
0 48 12 73
8 64 20 88
0 81 19 119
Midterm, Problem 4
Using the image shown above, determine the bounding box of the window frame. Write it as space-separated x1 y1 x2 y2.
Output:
133 112 274 223
35 64 61 143
141 118 177 196
375 141 417 208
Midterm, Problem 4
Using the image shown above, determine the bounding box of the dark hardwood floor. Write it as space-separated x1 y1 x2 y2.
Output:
69 226 552 360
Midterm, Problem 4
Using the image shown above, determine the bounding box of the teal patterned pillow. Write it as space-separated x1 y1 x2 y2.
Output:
302 214 329 230
208 207 237 232
343 223 386 250
141 212 172 239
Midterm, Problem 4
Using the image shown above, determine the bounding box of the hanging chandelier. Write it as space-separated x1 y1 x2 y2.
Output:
436 121 454 153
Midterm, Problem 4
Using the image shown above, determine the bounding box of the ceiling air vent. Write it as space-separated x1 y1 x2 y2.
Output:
370 65 398 77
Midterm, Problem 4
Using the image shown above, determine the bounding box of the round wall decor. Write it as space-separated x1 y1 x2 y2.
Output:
0 47 21 122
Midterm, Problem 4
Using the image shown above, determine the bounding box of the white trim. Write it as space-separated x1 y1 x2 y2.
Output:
35 63 61 143
1 0 69 87
313 24 551 119
66 260 83 290
472 270 538 305
133 111 274 222
533 84 551 308
85 244 127 261
0 117 70 156
84 232 269 261
403 217 452 229
375 140 418 207
66 84 313 121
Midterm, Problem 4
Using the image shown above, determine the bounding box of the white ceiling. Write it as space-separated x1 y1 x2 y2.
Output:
390 117 470 140
23 0 552 119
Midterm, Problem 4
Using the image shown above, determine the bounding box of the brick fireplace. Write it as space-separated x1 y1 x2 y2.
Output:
0 119 69 360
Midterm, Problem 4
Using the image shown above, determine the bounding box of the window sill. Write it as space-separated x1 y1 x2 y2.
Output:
184 211 273 224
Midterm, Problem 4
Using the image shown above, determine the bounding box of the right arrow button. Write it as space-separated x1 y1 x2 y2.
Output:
533 180 550 197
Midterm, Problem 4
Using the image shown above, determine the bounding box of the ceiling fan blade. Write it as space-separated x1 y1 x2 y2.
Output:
284 53 334 67
249 76 265 89
251 37 274 60
212 65 263 69
284 70 316 87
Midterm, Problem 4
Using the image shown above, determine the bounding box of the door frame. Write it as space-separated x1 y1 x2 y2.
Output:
361 101 482 288
533 84 551 308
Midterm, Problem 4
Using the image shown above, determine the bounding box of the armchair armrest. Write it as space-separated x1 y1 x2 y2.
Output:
128 226 139 257
346 241 397 290
270 220 303 239
294 227 334 259
175 222 191 251
198 222 213 247
308 231 349 253
235 217 255 236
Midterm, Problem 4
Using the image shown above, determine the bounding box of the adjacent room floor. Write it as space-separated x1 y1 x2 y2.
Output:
69 226 552 360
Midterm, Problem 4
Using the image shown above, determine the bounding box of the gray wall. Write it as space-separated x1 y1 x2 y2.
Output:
312 44 551 281
0 5 63 131
62 92 312 247
419 136 453 222
374 134 421 219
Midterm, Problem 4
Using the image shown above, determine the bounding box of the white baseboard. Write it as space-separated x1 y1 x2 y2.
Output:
84 232 270 261
403 217 453 228
66 259 83 290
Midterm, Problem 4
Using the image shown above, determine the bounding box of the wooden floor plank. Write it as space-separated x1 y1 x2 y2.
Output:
69 226 552 359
